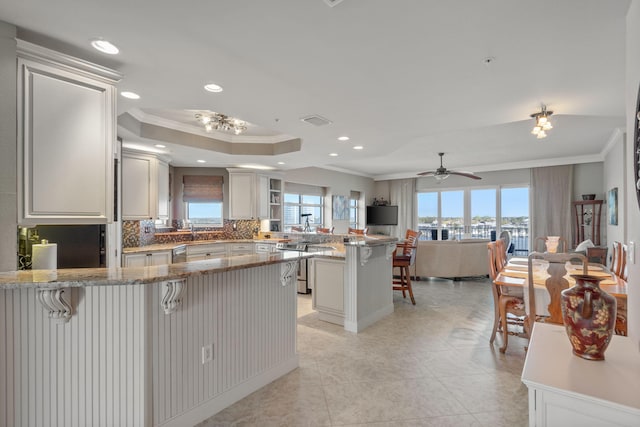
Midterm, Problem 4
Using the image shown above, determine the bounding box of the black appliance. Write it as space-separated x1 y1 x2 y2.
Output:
366 205 398 225
30 225 106 268
275 242 310 294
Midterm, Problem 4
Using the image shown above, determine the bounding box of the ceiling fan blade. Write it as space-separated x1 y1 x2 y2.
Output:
417 171 436 176
449 171 482 180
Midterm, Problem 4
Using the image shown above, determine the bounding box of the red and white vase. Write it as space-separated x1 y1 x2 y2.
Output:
561 274 616 361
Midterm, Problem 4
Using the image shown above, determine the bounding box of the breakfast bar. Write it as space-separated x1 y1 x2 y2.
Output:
0 252 305 427
0 235 397 427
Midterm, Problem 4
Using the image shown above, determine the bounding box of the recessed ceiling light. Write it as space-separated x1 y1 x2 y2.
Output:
338 136 350 141
353 145 364 150
329 153 339 157
197 159 206 163
204 83 223 93
277 161 285 165
90 39 119 55
120 91 140 100
154 144 166 148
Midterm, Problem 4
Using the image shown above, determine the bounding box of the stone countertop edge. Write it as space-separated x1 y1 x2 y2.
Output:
122 236 397 254
0 252 312 289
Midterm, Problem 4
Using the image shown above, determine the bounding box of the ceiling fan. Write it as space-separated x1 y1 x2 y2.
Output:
417 153 482 181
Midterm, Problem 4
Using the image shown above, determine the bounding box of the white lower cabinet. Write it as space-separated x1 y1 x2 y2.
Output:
255 242 278 253
311 258 345 325
522 323 640 427
229 243 255 256
123 250 172 267
186 243 228 262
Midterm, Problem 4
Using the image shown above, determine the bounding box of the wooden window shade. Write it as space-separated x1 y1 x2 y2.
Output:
182 175 223 202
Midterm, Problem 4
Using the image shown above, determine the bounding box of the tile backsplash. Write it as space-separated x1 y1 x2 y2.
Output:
122 219 260 248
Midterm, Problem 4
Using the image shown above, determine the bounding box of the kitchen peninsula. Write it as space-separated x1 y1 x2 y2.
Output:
0 236 395 426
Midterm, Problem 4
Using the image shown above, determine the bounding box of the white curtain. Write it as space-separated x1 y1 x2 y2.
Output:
530 165 573 250
389 178 416 239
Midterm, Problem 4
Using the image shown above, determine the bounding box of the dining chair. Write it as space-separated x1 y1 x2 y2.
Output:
487 241 526 353
316 226 334 234
526 251 588 333
611 241 628 281
534 236 568 253
348 227 368 235
393 229 421 305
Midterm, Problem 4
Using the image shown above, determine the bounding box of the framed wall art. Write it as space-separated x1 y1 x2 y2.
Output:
608 187 618 226
332 195 348 220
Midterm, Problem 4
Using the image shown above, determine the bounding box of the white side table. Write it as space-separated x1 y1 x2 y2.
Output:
522 323 640 427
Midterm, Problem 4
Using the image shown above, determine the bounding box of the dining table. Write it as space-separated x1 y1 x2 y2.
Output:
494 257 628 335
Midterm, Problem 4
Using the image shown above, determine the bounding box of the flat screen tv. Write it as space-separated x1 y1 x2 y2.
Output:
366 205 398 226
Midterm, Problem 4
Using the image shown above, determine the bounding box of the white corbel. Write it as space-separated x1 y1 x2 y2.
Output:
36 288 72 323
385 243 396 260
280 261 297 286
360 246 373 266
161 279 186 314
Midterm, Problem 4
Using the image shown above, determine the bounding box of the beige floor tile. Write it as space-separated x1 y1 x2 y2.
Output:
199 277 529 427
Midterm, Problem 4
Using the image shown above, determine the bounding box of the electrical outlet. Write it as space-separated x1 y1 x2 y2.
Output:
202 344 213 364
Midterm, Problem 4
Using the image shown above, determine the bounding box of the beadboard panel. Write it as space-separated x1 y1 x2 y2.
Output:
0 285 147 427
152 264 298 426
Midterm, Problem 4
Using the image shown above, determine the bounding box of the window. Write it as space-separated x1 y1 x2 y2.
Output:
501 187 530 254
417 186 529 250
349 191 360 228
471 189 496 240
186 202 223 226
283 183 325 231
182 175 224 227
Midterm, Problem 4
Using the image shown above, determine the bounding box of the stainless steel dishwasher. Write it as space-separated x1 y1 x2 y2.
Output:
172 245 187 263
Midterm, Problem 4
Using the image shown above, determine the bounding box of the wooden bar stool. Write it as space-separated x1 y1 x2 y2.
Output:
393 229 421 305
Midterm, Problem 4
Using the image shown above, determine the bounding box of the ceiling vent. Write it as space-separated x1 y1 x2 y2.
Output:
323 0 345 7
300 115 333 126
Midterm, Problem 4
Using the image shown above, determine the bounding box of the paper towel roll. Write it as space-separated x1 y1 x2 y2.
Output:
32 242 57 270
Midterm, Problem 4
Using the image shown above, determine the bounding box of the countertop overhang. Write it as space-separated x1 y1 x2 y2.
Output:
0 251 312 289
1 236 397 289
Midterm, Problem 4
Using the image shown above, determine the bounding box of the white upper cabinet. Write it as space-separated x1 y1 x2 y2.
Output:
228 170 255 219
17 41 122 225
122 152 169 220
227 169 282 220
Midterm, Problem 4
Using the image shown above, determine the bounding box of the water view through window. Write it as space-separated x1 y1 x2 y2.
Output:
417 187 529 253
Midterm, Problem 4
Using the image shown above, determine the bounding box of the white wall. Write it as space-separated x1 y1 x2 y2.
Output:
604 132 626 250
283 167 375 234
0 22 16 272
573 162 605 201
625 0 640 343
573 162 606 247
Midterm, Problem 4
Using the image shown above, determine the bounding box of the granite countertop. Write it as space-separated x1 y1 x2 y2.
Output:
122 238 291 254
0 251 311 289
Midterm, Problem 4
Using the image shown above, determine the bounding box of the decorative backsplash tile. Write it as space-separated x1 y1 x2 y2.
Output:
123 219 260 247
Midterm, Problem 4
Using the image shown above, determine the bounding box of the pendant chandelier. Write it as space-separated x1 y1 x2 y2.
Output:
530 105 553 139
195 112 247 135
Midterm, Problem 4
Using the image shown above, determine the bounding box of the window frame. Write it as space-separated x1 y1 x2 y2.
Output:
283 193 324 230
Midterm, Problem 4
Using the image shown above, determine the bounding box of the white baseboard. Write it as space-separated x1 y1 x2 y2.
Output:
158 355 299 427
344 303 394 333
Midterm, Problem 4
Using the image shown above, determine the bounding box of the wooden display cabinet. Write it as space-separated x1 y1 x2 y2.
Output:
572 200 603 247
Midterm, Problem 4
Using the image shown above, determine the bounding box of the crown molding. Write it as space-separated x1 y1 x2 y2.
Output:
17 39 123 84
600 127 625 157
373 154 605 181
